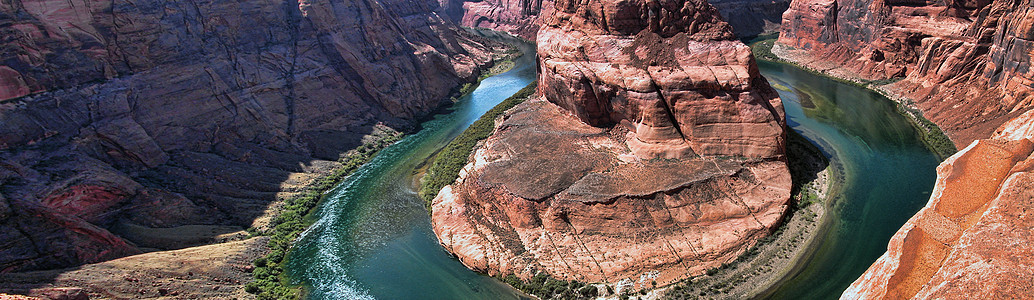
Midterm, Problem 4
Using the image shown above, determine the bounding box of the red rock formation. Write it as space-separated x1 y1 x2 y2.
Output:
0 0 501 272
843 110 1034 299
539 0 787 159
777 0 1034 146
442 0 551 40
432 0 790 287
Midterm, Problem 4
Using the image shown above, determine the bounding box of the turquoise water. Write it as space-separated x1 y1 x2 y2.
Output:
757 60 940 299
285 44 940 299
284 38 536 299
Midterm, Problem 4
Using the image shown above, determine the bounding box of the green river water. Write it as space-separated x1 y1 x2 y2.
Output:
285 43 941 299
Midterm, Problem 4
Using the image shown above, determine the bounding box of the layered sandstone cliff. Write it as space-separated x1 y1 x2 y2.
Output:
441 0 552 40
432 0 791 287
777 0 1034 146
0 0 500 272
843 110 1034 299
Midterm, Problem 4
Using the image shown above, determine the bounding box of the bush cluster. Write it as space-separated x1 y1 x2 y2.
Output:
497 273 598 300
419 81 538 207
245 131 402 300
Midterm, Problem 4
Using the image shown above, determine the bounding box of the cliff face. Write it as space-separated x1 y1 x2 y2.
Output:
539 0 787 159
441 0 551 40
709 0 791 37
442 0 787 42
0 0 498 272
777 0 1034 146
432 0 790 286
843 110 1034 299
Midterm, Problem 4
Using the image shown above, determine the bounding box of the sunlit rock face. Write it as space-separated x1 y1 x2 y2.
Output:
538 0 787 159
0 0 499 272
844 109 1034 299
432 0 791 287
778 0 1034 146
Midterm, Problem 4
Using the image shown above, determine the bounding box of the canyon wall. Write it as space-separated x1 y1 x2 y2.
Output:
709 0 791 37
778 0 1034 297
777 0 1034 146
442 0 788 40
843 110 1034 299
441 0 551 40
0 0 499 272
432 0 791 287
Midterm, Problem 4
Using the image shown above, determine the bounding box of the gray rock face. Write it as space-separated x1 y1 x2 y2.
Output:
0 0 498 272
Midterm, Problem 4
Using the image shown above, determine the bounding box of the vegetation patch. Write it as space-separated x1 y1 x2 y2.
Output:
497 273 600 300
245 129 403 300
418 81 538 206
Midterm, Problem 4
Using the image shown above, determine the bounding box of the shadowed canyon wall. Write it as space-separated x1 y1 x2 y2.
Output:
778 0 1034 146
432 0 791 287
0 0 500 272
440 0 789 41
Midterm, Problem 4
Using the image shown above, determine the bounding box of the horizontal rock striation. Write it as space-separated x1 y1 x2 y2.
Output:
778 0 1034 146
843 109 1034 299
432 0 791 287
432 98 791 285
0 0 500 272
539 0 787 159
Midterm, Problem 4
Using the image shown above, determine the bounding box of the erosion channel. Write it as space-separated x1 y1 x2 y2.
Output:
285 38 942 299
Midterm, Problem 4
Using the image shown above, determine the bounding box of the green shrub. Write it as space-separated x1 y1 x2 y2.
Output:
420 82 538 207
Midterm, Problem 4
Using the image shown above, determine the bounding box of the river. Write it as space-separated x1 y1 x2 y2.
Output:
285 41 941 299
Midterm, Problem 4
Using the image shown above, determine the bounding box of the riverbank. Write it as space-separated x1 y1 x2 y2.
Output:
244 31 529 299
754 37 956 160
659 130 839 299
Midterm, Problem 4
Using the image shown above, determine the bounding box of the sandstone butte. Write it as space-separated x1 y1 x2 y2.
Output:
431 0 792 287
0 0 501 274
778 0 1034 146
843 109 1034 299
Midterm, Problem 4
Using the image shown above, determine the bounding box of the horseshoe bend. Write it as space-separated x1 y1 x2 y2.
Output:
0 0 1033 298
431 0 793 288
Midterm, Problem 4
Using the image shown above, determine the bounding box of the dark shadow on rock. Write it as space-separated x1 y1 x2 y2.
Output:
0 0 508 294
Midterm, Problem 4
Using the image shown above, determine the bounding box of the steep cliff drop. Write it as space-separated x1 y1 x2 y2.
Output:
431 0 791 288
777 0 1034 146
843 110 1034 299
0 0 499 281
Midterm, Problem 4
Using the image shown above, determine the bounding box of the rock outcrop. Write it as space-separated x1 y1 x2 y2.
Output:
777 0 1034 146
539 0 787 159
0 0 500 272
843 109 1034 299
432 0 790 287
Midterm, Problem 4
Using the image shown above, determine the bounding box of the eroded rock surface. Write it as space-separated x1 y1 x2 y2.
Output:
0 0 500 272
843 110 1034 299
778 0 1034 146
432 0 790 286
433 98 791 286
539 0 787 159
